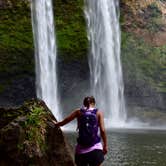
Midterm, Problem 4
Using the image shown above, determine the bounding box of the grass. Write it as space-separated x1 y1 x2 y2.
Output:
20 102 47 153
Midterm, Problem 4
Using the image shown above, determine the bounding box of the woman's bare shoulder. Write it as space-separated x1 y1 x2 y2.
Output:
96 109 104 119
97 109 103 114
74 108 82 116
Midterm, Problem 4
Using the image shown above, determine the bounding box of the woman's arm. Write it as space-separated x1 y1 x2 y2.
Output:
97 111 108 155
53 109 80 127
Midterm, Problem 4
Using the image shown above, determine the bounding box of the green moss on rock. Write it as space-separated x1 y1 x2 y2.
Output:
0 99 75 165
0 0 88 100
0 1 34 74
54 0 88 61
21 101 47 153
121 31 166 93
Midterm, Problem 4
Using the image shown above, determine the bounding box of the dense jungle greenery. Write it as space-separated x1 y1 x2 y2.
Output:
0 0 165 102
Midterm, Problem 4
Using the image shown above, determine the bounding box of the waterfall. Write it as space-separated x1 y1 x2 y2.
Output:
84 0 126 127
31 0 61 119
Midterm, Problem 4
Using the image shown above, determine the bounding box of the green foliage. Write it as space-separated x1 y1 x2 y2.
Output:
145 3 163 32
22 103 47 152
17 143 24 150
121 32 166 92
130 106 166 123
0 0 87 75
1 0 165 95
0 2 34 74
24 106 45 127
147 3 161 18
54 0 88 61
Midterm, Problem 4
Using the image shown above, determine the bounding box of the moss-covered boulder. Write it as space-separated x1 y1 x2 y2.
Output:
0 99 75 166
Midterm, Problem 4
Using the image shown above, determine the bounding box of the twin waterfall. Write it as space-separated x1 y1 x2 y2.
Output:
84 0 126 127
31 0 126 127
31 0 61 120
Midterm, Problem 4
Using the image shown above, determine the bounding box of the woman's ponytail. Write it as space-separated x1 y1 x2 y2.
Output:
83 96 95 108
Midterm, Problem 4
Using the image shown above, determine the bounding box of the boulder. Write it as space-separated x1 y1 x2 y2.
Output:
0 99 75 166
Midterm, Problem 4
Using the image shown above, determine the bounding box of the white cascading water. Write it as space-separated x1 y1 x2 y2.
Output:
84 0 126 127
31 0 61 119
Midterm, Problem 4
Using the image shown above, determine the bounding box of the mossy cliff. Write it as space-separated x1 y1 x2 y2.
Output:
0 0 88 107
0 0 35 106
0 99 75 165
120 0 166 116
0 0 165 114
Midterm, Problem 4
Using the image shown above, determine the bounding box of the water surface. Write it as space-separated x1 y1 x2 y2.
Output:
65 129 166 166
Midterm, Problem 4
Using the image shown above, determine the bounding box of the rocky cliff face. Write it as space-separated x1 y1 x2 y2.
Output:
121 0 166 46
0 0 35 107
0 99 75 166
0 0 165 120
120 0 166 118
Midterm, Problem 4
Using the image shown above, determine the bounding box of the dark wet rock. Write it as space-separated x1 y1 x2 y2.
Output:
0 99 75 166
0 75 36 107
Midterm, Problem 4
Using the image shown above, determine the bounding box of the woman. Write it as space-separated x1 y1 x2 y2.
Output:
53 96 108 166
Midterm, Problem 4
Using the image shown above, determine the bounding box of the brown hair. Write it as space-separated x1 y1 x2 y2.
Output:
83 96 95 108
